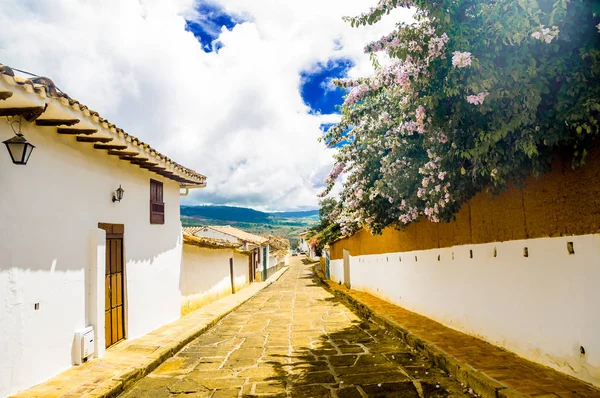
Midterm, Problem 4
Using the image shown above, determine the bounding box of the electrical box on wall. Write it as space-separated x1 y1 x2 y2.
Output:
74 326 95 365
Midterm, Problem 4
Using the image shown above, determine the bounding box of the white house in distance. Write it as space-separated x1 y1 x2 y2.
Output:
0 64 206 397
180 228 252 315
267 235 291 271
186 225 283 281
298 231 310 253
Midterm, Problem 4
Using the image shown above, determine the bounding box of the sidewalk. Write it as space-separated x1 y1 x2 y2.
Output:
10 267 289 398
315 269 600 398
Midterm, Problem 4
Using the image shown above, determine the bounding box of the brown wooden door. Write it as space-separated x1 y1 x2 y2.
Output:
100 223 125 348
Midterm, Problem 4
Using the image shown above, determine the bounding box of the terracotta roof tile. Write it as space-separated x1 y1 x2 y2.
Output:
0 63 206 187
182 230 241 249
208 226 268 245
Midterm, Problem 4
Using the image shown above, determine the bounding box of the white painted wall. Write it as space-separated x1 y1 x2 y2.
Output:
180 245 249 314
0 121 184 397
330 259 344 284
298 238 309 253
333 234 600 387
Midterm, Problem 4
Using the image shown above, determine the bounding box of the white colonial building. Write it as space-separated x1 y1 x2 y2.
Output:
185 225 274 280
0 64 206 397
180 228 251 315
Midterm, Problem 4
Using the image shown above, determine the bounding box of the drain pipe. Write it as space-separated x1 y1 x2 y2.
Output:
180 187 190 197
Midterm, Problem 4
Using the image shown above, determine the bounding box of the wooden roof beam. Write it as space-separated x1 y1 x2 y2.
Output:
76 136 113 143
120 156 147 161
57 128 97 135
132 161 158 167
107 150 139 157
93 143 128 150
0 105 46 122
36 119 80 127
138 163 160 170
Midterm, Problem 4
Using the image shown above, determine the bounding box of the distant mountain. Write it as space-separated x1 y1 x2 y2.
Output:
272 210 319 218
181 205 270 223
180 205 318 246
180 205 319 224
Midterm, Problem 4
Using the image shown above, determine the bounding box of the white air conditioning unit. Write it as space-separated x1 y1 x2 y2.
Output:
74 326 95 365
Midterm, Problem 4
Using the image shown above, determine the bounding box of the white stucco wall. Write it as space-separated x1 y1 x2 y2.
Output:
0 121 183 396
269 255 277 268
333 234 600 387
180 245 249 315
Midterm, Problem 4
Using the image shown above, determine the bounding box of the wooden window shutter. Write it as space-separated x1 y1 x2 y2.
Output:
150 179 165 224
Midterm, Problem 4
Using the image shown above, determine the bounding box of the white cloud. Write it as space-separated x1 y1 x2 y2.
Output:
0 0 412 210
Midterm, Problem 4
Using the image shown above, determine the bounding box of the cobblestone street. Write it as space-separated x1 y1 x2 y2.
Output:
120 257 468 397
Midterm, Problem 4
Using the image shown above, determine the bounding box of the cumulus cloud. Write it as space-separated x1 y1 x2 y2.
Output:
0 0 412 210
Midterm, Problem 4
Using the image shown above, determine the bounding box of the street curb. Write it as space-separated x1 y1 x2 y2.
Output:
312 267 525 398
92 266 290 398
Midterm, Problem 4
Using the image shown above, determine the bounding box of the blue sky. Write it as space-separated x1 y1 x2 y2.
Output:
186 3 352 118
185 2 352 154
300 59 353 115
185 2 244 52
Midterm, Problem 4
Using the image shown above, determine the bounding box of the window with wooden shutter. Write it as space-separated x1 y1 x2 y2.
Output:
150 179 165 224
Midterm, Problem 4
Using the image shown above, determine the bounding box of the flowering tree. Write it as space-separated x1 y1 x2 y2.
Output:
321 0 600 235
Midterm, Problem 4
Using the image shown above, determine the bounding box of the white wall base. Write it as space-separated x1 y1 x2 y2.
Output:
332 234 600 387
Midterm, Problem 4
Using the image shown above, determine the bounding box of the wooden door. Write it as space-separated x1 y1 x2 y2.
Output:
248 255 254 283
99 223 125 348
229 258 235 294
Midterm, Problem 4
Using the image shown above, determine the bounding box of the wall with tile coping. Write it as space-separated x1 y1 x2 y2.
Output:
329 151 600 387
180 246 249 315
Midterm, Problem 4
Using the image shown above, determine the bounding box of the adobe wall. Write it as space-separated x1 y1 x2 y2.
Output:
331 151 600 260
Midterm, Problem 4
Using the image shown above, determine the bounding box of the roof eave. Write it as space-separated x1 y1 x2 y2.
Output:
0 65 207 186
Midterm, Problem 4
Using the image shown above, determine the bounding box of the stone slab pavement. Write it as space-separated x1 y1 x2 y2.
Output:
119 257 470 398
315 268 600 398
10 267 290 398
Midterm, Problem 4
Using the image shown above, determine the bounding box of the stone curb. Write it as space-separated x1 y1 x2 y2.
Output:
90 266 290 398
313 268 525 398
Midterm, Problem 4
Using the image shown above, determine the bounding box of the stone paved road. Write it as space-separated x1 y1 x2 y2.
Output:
120 257 469 398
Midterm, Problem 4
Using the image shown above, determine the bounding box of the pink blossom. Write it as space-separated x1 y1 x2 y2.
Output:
531 25 559 43
451 51 472 68
466 91 489 105
415 106 426 125
344 85 370 105
324 162 346 184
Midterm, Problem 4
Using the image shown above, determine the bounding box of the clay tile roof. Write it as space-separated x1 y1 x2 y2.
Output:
268 235 290 250
182 226 204 235
0 63 206 187
182 230 242 250
208 225 268 245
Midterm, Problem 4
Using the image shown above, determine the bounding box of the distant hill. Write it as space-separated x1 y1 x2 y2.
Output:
181 205 270 223
180 205 318 247
273 210 319 218
180 205 318 223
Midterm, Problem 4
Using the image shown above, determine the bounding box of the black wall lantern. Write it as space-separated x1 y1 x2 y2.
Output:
3 133 35 165
3 117 35 165
112 185 125 203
